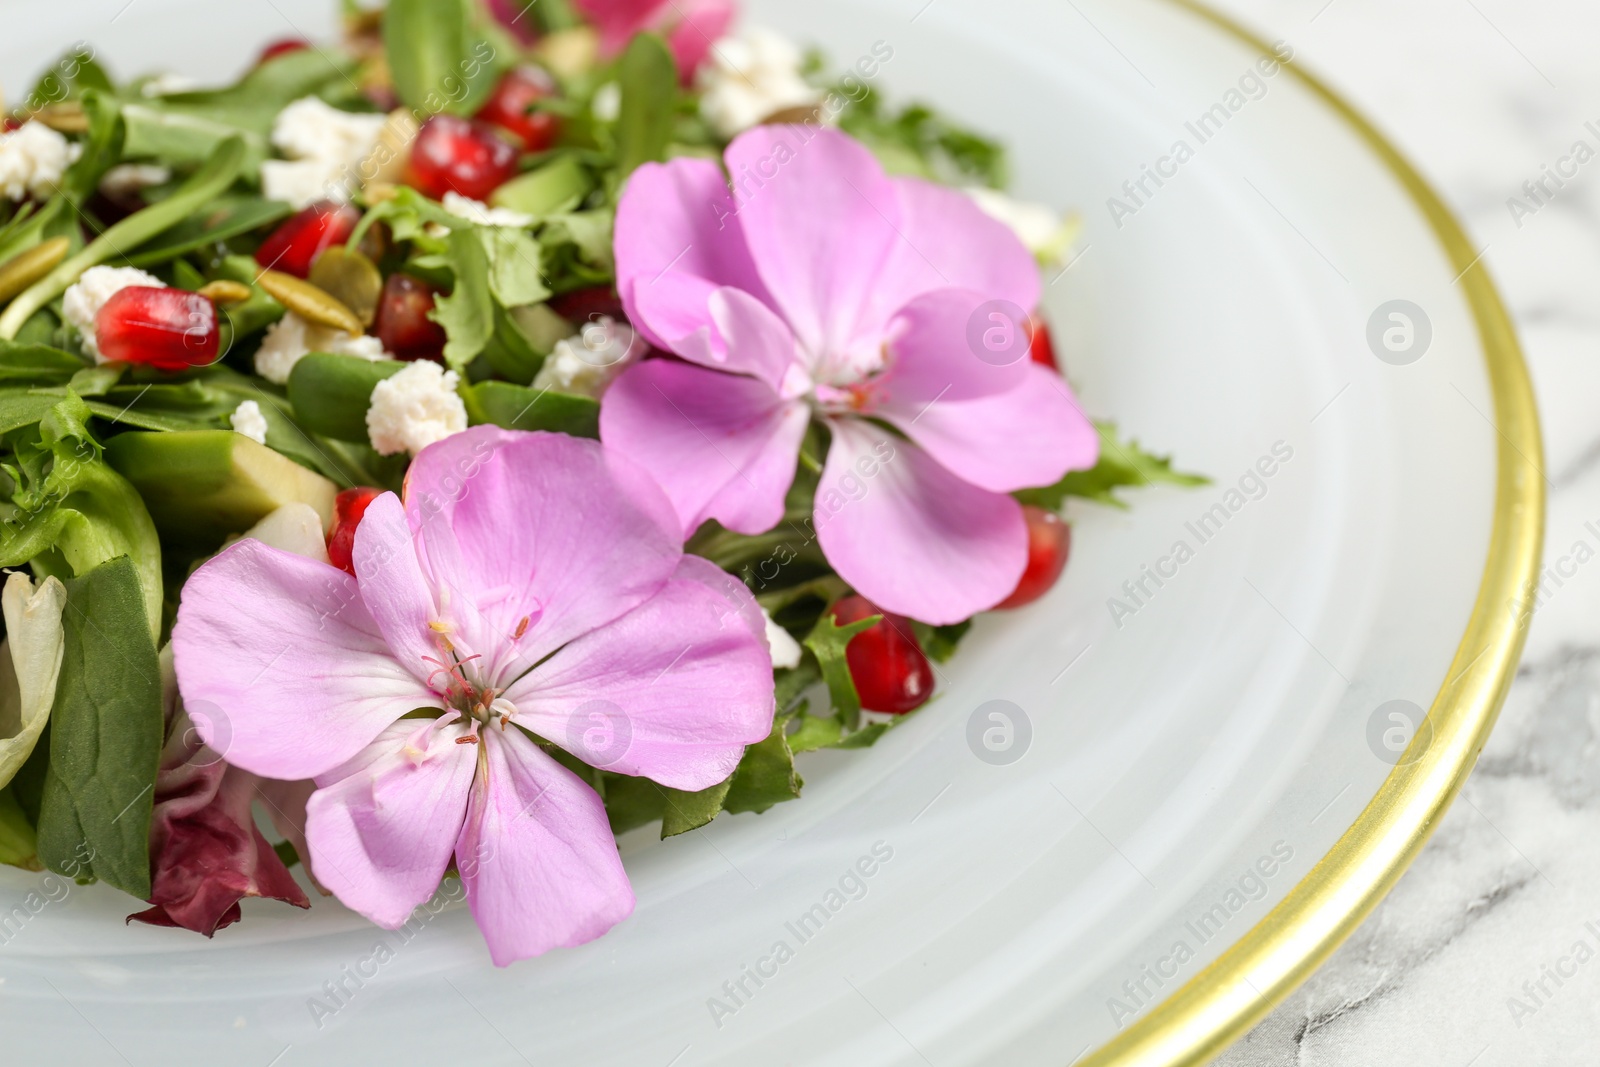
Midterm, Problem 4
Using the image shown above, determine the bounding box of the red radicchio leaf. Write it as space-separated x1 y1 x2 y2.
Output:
127 705 310 936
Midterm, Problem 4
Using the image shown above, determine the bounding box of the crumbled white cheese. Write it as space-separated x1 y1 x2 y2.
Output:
441 192 534 229
61 265 165 361
592 81 622 123
531 316 643 398
965 187 1077 265
140 72 201 97
242 503 330 564
262 97 387 208
366 361 468 457
98 163 171 199
229 400 269 445
762 608 802 670
697 27 822 138
254 311 390 385
0 121 82 201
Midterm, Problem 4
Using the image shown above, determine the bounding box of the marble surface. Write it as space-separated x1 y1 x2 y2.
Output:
1194 1 1600 1064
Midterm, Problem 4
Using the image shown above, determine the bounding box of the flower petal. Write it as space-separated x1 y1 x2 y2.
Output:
724 126 903 364
815 419 1027 624
615 157 771 354
885 364 1101 493
353 492 444 688
669 285 803 389
505 556 776 791
402 427 683 673
880 288 1032 405
456 726 633 966
172 540 441 781
600 359 808 537
856 176 1042 338
304 719 476 929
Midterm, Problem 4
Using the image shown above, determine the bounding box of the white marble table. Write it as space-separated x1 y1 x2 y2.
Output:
1193 1 1600 1064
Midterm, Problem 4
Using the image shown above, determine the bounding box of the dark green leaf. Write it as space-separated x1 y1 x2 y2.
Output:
615 34 678 176
659 778 734 838
601 773 666 835
722 718 802 815
35 556 164 898
122 196 293 268
803 611 879 730
911 619 971 665
1015 421 1208 511
0 786 39 870
0 342 83 384
787 710 842 754
462 380 599 438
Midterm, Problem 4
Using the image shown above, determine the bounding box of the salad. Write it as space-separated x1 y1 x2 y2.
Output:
0 0 1200 966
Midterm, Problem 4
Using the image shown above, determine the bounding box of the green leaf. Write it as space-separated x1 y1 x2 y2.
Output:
0 137 248 340
1015 421 1208 511
432 227 496 371
462 380 599 438
0 342 83 385
722 718 802 815
911 619 971 665
122 196 293 268
483 228 552 308
59 91 126 205
787 710 843 754
0 786 39 870
659 778 734 838
803 611 879 731
600 773 666 835
490 155 593 218
383 0 499 117
288 353 408 442
614 33 678 176
539 210 614 286
34 556 164 898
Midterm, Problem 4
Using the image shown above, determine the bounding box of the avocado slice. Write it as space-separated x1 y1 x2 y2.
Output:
105 431 338 549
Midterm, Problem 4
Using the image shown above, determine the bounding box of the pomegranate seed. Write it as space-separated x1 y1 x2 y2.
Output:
2 117 21 133
549 287 626 326
475 67 562 152
1028 313 1058 369
829 595 935 715
327 487 384 576
95 287 219 371
255 201 360 279
996 506 1071 610
407 115 520 202
375 274 448 363
257 38 311 64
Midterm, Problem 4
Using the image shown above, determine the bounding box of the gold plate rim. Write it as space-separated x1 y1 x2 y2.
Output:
1079 3 1546 1065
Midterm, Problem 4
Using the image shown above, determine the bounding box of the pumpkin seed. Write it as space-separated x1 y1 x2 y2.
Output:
360 109 418 188
33 103 89 134
255 269 365 336
307 247 382 328
0 238 71 306
195 280 254 306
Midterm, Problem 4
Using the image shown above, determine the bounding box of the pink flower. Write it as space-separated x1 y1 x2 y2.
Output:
171 428 775 965
600 127 1099 624
574 0 736 81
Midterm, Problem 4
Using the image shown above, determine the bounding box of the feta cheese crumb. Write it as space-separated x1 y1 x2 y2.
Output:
441 192 534 229
262 97 387 208
0 121 82 201
62 265 165 361
965 188 1078 265
141 72 201 97
98 163 171 199
254 311 390 385
229 400 269 445
697 27 823 139
366 361 468 457
762 609 802 669
531 317 643 398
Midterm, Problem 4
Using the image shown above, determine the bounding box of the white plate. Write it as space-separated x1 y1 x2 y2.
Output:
0 1 1529 1064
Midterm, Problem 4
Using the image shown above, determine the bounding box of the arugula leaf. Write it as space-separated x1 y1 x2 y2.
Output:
1015 421 1208 511
0 395 163 634
787 709 843 754
911 619 972 665
614 33 678 176
122 196 293 268
601 773 666 836
59 91 126 205
837 90 1008 188
659 778 735 838
34 556 164 897
722 719 803 815
482 228 552 308
803 611 879 730
383 0 499 117
432 227 496 370
539 210 614 288
0 137 247 340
